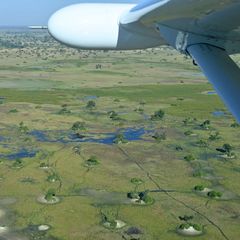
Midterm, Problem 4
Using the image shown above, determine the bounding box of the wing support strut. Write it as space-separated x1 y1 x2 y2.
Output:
187 44 240 122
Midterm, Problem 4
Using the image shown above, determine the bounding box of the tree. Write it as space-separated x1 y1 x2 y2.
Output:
183 117 197 126
231 122 240 128
196 139 208 148
108 111 121 121
19 121 29 134
72 145 81 155
151 109 165 120
58 107 71 115
71 121 86 131
47 172 60 183
184 154 195 162
138 190 154 204
85 156 100 168
130 178 144 192
113 133 128 144
194 185 205 191
44 188 56 201
179 215 193 221
152 131 166 142
207 190 222 198
176 145 183 151
184 130 194 136
86 100 96 109
179 223 203 232
199 120 211 130
12 159 23 168
222 143 233 154
216 143 234 157
100 207 119 228
209 131 220 141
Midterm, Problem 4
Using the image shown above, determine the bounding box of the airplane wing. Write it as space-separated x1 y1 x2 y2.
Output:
121 0 240 122
120 0 240 41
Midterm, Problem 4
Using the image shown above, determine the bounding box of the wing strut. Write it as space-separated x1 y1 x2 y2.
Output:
187 44 240 122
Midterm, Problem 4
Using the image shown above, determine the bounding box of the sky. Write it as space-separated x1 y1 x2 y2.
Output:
0 0 137 26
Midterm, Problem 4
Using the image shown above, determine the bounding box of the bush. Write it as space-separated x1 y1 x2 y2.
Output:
72 145 81 155
19 121 29 134
183 117 197 126
71 121 86 131
179 215 193 221
139 191 153 204
108 111 121 121
152 131 166 141
216 143 234 156
175 145 183 151
196 139 208 147
134 107 144 113
47 173 60 182
194 185 205 191
85 156 99 166
39 162 49 168
12 159 23 168
127 192 139 199
130 178 144 185
184 154 195 162
231 122 240 128
199 120 211 129
209 131 220 141
141 194 153 204
113 133 128 144
179 223 190 229
151 109 165 120
184 130 193 136
222 143 233 153
58 107 71 115
207 190 222 198
192 224 202 231
86 100 96 109
44 189 56 201
179 223 202 231
9 109 18 113
192 170 203 177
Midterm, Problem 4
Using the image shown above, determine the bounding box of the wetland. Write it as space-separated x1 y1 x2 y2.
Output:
0 28 239 240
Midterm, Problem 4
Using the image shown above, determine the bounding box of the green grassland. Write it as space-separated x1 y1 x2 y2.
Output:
0 28 239 240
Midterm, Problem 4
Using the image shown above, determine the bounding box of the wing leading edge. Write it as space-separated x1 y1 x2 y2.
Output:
120 0 240 121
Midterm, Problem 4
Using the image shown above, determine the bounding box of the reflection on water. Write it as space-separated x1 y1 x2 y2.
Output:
0 128 150 160
82 95 98 101
212 111 225 117
30 128 148 145
0 136 5 142
0 149 37 160
207 91 216 95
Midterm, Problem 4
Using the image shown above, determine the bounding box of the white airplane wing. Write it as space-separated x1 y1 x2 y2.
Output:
48 0 240 122
120 0 240 122
121 0 240 35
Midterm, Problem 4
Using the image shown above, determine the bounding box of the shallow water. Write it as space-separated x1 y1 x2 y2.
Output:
207 91 216 95
212 111 225 117
30 128 148 145
82 95 98 101
0 149 37 160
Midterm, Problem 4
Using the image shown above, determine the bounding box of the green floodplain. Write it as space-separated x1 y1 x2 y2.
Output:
0 28 239 240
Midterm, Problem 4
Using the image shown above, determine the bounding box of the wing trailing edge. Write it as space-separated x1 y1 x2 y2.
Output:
188 44 240 122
